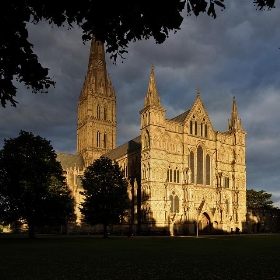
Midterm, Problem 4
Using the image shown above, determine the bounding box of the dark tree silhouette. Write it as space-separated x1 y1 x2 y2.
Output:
80 156 129 238
247 189 276 210
0 1 276 107
0 130 73 238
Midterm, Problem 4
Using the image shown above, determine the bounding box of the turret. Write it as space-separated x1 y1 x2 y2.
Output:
228 96 243 132
140 66 166 130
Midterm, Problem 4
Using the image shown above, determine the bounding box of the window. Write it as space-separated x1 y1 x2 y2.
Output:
190 120 193 134
97 105 100 119
195 121 197 135
205 124 208 138
167 168 179 183
190 151 194 183
197 146 203 184
201 123 203 137
104 133 107 148
97 131 100 147
206 154 210 185
170 193 179 213
104 107 107 120
224 177 229 188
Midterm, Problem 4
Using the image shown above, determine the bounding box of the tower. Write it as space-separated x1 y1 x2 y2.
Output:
139 66 167 228
227 96 247 225
77 37 117 167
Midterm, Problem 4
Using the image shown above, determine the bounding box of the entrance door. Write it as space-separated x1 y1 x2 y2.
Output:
198 212 211 233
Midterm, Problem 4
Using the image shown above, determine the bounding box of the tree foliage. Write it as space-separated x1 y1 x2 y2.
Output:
0 130 73 238
0 1 276 107
246 189 276 210
80 156 129 238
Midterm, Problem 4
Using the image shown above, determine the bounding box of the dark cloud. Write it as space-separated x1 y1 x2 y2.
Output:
1 1 280 206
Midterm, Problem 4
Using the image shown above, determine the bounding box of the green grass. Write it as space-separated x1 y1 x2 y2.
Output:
0 234 280 280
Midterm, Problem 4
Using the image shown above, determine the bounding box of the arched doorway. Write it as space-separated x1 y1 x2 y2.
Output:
198 212 211 233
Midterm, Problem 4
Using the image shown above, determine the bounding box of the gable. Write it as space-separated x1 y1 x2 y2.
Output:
184 95 215 138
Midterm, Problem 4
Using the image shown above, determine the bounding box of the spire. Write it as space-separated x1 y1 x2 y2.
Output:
79 36 114 101
144 65 162 108
228 96 243 131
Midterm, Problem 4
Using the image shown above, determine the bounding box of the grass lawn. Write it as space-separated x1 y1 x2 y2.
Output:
0 234 280 280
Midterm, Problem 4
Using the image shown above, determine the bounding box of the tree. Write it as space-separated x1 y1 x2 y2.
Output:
80 156 129 238
246 189 275 210
0 130 73 238
0 1 275 107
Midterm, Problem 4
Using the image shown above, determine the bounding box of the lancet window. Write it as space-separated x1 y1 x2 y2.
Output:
104 107 107 120
97 131 100 147
104 133 107 148
97 105 100 119
190 151 195 183
169 193 179 213
188 148 211 186
167 167 180 183
206 154 210 185
197 146 203 184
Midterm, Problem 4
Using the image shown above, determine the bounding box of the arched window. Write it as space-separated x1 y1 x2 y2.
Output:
224 177 229 188
197 146 203 184
97 131 100 147
195 121 198 135
206 154 210 185
190 120 193 134
190 151 194 183
97 105 100 119
104 107 107 120
169 195 174 213
104 133 107 148
225 199 229 213
201 123 203 137
170 194 179 213
147 164 150 180
205 124 208 138
144 132 149 148
174 196 179 213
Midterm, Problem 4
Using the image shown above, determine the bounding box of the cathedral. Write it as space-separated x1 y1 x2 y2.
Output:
57 38 247 235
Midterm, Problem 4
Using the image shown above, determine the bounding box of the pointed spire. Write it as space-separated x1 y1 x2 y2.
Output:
88 36 106 67
144 65 162 108
79 36 114 101
228 96 243 131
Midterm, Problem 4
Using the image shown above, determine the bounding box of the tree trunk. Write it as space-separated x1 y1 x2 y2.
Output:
103 223 108 238
27 219 36 239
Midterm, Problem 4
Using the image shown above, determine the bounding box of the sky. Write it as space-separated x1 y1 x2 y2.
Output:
1 1 280 207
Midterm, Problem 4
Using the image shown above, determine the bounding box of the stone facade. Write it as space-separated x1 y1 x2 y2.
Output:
77 38 117 167
57 38 247 235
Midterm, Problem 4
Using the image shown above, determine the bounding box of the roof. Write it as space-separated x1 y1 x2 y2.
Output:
103 135 141 160
56 152 84 170
170 110 190 123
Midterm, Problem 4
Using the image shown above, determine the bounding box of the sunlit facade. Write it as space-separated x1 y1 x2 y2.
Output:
58 38 247 235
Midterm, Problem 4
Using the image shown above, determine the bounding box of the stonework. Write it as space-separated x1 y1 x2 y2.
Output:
77 38 117 167
57 38 247 235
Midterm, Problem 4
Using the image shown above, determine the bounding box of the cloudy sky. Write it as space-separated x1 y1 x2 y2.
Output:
1 1 280 206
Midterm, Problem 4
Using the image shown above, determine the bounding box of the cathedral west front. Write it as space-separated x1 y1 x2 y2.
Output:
57 38 247 235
